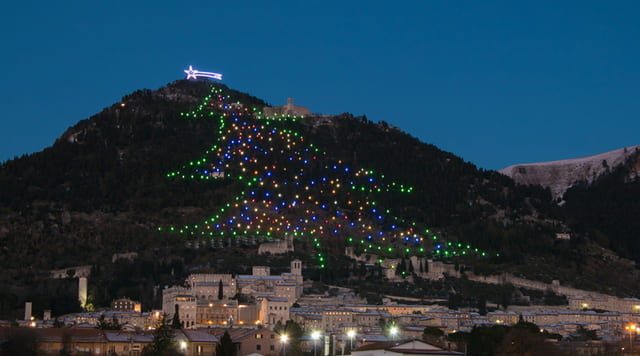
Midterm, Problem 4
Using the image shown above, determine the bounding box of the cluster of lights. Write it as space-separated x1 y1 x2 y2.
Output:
160 85 497 267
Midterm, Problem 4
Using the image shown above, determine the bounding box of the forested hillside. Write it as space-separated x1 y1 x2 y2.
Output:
0 79 639 318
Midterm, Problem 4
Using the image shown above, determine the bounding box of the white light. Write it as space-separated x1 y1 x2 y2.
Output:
181 341 187 350
184 65 223 80
312 331 321 340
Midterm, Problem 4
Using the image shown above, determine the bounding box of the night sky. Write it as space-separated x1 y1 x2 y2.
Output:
1 1 639 170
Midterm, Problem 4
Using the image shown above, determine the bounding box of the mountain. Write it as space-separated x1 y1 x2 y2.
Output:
1 79 639 317
500 145 640 200
561 149 640 262
500 145 640 199
500 146 640 264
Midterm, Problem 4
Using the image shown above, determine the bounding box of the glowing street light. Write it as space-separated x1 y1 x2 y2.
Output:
311 331 321 356
389 326 398 341
626 324 637 351
281 334 288 356
347 330 356 350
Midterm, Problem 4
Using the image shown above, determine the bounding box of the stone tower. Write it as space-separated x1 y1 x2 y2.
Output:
79 277 88 308
24 302 32 321
290 259 303 299
290 259 302 276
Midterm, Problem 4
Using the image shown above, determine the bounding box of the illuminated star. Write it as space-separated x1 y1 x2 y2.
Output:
185 65 198 79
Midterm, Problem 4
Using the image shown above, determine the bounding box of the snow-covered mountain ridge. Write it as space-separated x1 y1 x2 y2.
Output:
500 145 640 199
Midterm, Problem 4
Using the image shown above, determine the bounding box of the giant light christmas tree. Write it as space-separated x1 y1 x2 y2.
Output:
161 72 492 268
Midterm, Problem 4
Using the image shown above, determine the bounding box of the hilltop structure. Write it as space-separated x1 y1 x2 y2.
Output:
263 97 311 117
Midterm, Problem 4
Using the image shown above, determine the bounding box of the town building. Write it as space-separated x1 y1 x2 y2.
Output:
111 298 142 312
351 339 463 356
163 260 303 328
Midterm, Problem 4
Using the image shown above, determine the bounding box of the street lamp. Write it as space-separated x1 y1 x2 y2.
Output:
347 330 356 350
281 334 288 356
626 324 637 351
390 326 398 341
311 331 321 356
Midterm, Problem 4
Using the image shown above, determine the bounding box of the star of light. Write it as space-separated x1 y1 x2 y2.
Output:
184 65 223 80
185 65 198 79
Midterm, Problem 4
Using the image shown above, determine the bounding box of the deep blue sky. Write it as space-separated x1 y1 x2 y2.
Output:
1 1 639 170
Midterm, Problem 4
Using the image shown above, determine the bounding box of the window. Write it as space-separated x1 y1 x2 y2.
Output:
256 334 262 339
271 345 275 351
257 345 261 350
270 334 275 339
